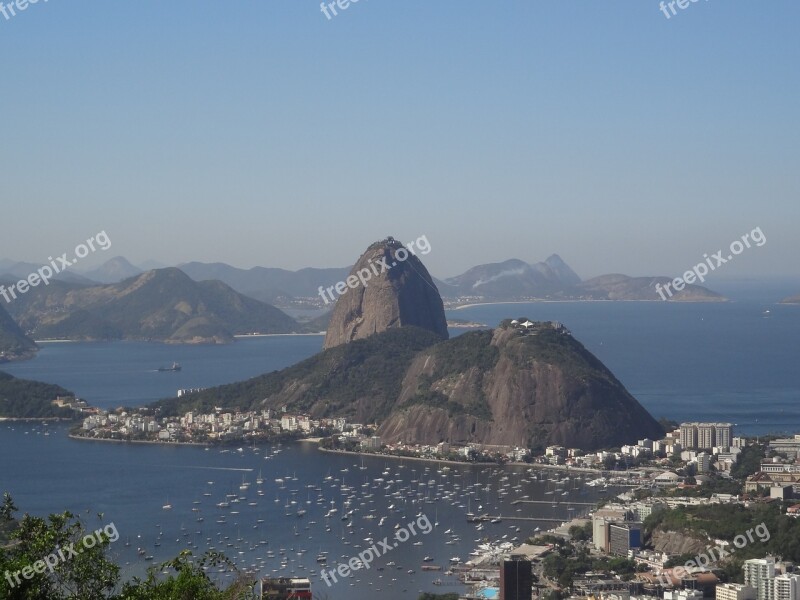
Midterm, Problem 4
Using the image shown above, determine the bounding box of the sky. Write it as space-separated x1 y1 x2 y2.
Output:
1 1 798 281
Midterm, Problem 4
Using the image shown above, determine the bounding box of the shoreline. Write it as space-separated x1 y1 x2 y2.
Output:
316 446 609 474
450 299 725 310
233 332 324 338
0 417 79 423
68 433 209 447
32 332 327 344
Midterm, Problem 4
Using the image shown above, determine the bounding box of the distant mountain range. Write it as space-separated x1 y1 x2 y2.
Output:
0 251 726 356
0 254 726 306
4 268 308 344
177 262 351 305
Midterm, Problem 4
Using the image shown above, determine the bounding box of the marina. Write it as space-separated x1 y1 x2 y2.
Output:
1 423 616 599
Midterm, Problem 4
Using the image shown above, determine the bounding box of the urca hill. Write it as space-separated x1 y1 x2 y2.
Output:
159 238 663 450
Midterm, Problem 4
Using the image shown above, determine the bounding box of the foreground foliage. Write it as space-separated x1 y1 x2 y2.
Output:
0 496 256 600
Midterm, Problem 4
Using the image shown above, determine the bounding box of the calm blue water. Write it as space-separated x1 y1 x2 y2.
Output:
2 336 325 410
2 301 799 598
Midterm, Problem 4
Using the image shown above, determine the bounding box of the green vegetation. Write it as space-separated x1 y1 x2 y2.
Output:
0 496 256 599
568 522 593 542
731 444 766 479
510 326 610 380
0 371 78 419
14 268 302 343
542 543 636 587
418 594 459 600
659 417 679 431
429 329 499 374
644 503 800 566
402 330 497 419
153 326 444 421
31 309 124 341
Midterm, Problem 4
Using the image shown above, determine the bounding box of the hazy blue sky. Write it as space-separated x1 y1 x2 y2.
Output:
1 1 797 281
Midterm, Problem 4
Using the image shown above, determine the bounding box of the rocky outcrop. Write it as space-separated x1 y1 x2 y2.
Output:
323 238 448 350
650 530 710 556
377 319 664 450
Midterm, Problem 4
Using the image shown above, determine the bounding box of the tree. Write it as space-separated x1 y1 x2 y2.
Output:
0 510 119 599
1 492 17 522
118 551 255 600
0 500 256 600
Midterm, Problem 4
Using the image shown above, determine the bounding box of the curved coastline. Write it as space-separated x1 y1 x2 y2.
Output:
68 433 207 447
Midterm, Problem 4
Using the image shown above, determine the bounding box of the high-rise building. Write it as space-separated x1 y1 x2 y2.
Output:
680 422 733 450
500 555 533 600
774 575 800 600
680 424 699 450
715 424 732 449
608 523 642 556
744 558 777 600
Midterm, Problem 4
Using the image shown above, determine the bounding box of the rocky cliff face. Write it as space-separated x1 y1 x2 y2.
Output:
323 238 448 350
377 319 664 450
0 302 37 360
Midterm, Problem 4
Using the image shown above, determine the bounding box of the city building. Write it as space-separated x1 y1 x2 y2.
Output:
360 435 382 450
665 590 704 600
774 575 800 600
631 501 666 522
260 577 312 599
717 583 757 600
500 555 533 600
770 435 800 459
592 507 631 551
608 522 642 556
744 558 777 600
680 422 733 450
697 452 712 473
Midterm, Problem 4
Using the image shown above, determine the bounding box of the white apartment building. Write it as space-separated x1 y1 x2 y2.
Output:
717 583 757 600
774 575 800 600
744 558 777 600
